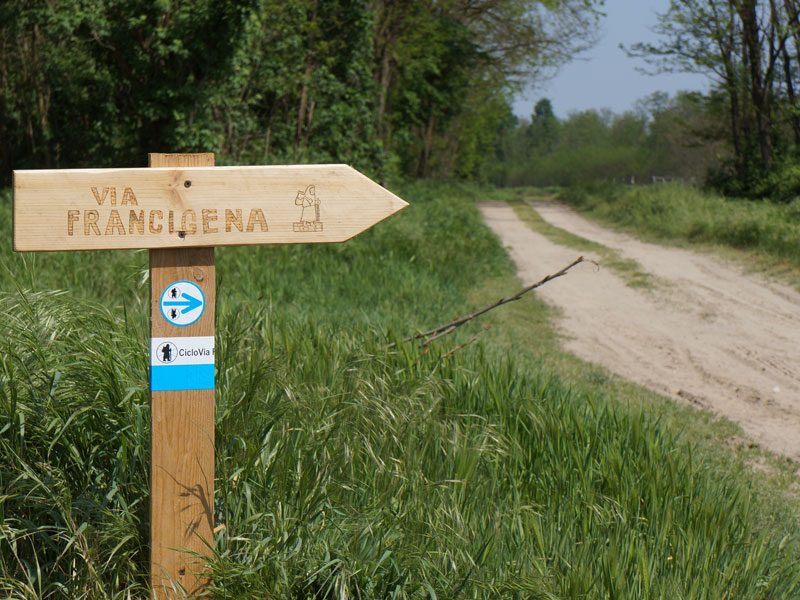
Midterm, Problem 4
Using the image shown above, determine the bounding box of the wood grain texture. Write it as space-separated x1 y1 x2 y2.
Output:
149 153 215 598
13 164 408 251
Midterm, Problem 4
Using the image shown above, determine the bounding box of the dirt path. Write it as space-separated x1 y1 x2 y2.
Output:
480 201 800 460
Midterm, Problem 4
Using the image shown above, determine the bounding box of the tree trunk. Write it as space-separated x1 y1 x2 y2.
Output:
296 0 319 152
781 45 800 143
372 0 414 155
296 63 313 149
738 0 773 172
716 2 745 174
377 49 392 150
302 100 316 149
417 111 435 178
783 0 800 142
730 84 745 167
263 114 274 162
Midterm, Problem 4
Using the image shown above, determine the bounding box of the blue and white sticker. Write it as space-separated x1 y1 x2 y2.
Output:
150 336 214 391
160 280 205 327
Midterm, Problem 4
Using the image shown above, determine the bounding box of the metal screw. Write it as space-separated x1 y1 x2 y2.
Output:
193 268 204 282
184 180 192 188
178 230 186 239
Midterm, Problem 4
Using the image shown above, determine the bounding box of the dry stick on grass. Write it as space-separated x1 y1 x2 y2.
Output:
386 255 593 350
413 324 492 364
442 324 493 358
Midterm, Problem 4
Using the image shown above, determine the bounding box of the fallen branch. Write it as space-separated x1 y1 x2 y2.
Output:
442 324 493 358
386 255 593 350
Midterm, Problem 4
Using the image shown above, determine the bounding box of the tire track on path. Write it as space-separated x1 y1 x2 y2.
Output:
480 201 800 460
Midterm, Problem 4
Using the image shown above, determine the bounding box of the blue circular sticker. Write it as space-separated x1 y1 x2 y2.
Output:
160 280 205 327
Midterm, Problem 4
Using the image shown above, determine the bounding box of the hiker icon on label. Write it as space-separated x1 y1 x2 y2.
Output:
156 341 177 363
160 280 205 326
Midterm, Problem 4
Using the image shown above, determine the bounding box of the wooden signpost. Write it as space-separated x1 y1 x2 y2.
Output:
13 153 408 598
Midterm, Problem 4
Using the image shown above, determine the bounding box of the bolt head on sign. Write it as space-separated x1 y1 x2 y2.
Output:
160 280 205 326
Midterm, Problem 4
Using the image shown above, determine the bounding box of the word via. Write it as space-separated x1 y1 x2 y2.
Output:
66 208 268 236
91 186 138 206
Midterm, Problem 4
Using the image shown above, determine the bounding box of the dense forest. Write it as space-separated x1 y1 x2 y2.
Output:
5 1 800 198
0 0 601 184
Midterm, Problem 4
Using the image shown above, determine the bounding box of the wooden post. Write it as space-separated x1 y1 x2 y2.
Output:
149 153 216 598
12 155 408 597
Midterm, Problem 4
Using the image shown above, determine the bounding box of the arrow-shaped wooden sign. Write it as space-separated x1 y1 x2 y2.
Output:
13 164 407 251
12 154 409 598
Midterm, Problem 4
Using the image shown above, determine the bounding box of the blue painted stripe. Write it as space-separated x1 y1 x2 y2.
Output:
151 364 215 391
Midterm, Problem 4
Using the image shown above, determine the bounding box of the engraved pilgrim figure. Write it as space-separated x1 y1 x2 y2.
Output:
293 184 323 232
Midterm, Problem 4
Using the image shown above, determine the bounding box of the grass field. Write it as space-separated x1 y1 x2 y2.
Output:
1 182 799 599
560 182 800 288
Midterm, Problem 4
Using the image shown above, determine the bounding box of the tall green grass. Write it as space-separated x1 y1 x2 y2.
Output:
561 182 800 267
1 183 799 598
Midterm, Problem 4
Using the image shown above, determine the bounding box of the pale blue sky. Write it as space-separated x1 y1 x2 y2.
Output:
513 0 710 119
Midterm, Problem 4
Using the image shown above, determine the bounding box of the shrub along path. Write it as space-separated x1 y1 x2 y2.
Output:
481 200 800 460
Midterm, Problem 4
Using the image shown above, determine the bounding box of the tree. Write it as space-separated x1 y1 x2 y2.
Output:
0 0 254 176
371 0 603 178
529 98 559 151
642 91 728 180
0 0 604 183
627 0 799 191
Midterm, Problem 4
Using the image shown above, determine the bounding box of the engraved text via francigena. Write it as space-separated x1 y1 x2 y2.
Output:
67 207 268 236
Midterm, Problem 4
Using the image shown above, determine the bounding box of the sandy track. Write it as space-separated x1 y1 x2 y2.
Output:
480 201 800 460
